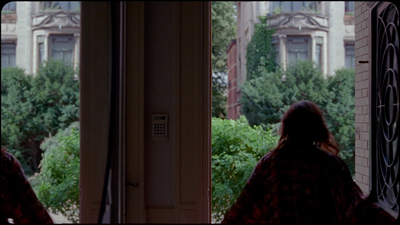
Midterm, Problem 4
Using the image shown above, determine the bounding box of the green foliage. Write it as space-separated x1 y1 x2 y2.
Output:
245 17 277 80
1 59 79 175
1 67 35 173
33 122 80 223
239 60 356 175
211 116 279 221
325 68 355 173
211 1 237 75
240 60 329 127
211 1 237 117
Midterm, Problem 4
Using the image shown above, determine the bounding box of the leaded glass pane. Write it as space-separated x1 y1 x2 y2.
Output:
51 35 74 63
287 36 310 65
372 2 400 218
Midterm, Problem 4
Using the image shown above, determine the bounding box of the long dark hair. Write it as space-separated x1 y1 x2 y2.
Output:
273 100 339 156
1 146 7 154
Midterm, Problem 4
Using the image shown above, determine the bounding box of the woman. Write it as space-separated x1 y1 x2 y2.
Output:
1 146 53 224
221 100 395 223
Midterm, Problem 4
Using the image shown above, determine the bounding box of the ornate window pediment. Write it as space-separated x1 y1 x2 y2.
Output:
267 12 328 31
32 11 80 30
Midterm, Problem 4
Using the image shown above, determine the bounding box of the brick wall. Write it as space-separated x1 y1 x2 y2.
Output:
354 2 371 194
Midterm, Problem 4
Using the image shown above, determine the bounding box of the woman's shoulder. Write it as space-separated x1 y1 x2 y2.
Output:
1 150 25 180
1 150 20 169
269 144 347 168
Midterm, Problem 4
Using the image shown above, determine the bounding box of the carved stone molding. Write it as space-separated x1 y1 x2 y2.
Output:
32 11 80 31
1 22 17 33
267 12 329 32
345 24 355 34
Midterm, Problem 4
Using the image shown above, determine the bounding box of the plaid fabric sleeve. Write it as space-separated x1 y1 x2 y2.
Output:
5 152 54 224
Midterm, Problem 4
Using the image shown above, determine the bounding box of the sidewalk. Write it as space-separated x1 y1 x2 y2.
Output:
49 212 72 224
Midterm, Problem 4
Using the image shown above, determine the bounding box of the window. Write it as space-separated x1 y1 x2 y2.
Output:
44 1 80 11
2 1 16 13
272 1 317 13
371 2 399 218
37 36 45 66
50 35 75 64
287 36 310 66
315 37 323 70
315 44 322 68
1 43 16 68
345 2 355 15
271 36 280 65
345 44 355 69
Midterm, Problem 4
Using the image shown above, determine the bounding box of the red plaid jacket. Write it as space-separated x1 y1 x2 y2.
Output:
1 150 53 224
222 143 395 223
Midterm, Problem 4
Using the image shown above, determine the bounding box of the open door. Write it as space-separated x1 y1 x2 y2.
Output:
79 1 211 223
370 1 399 220
124 2 211 223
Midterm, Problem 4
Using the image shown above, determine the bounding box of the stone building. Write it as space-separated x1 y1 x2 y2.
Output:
1 1 80 74
227 1 355 120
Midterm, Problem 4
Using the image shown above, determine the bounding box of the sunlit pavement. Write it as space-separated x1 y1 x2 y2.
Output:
50 212 72 224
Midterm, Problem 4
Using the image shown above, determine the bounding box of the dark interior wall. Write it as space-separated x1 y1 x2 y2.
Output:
79 2 211 223
79 1 111 222
144 1 176 208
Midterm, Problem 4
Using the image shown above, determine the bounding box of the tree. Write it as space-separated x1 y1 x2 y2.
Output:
211 1 236 117
239 60 356 175
325 68 355 173
240 60 329 128
211 116 279 221
1 59 79 175
33 122 80 223
1 67 35 173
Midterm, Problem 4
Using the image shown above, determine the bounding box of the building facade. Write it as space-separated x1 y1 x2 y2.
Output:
1 1 80 74
228 1 355 120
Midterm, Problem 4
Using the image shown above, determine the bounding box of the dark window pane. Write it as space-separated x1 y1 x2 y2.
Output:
281 2 291 12
293 2 303 11
272 37 280 65
44 2 60 9
58 2 69 10
51 35 75 63
304 1 316 11
1 43 16 68
287 36 310 65
44 1 80 11
38 43 44 64
70 2 80 11
315 43 322 67
2 2 16 12
345 2 355 13
345 44 355 69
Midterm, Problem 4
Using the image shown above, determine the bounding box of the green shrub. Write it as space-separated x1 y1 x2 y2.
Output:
240 60 329 128
1 67 35 173
1 59 79 175
211 116 279 221
33 122 80 223
239 60 355 175
211 1 237 117
325 68 355 173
